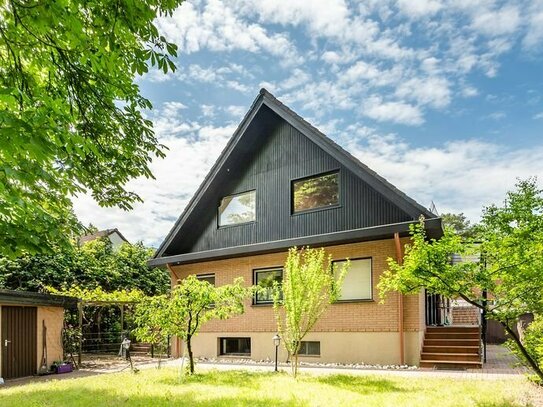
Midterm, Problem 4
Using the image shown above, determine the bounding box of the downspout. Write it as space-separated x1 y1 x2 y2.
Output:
394 233 405 365
166 264 182 358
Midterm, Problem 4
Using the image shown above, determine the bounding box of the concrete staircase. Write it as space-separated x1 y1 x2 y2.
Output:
420 326 482 369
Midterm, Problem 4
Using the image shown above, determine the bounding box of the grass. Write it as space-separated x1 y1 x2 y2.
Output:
0 368 537 407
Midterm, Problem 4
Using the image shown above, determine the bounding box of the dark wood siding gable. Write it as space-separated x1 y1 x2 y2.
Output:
165 107 412 256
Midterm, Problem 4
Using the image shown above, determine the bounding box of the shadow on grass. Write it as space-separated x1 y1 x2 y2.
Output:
315 374 407 395
158 369 267 389
1 387 300 407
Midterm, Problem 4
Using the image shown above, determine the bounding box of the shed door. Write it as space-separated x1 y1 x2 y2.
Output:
1 306 37 379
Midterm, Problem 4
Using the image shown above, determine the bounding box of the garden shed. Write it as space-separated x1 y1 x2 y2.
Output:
0 290 77 380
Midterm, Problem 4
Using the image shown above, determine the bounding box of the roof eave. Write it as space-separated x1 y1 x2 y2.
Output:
149 217 443 267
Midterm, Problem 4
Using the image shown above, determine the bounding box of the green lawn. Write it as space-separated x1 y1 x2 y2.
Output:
0 368 536 407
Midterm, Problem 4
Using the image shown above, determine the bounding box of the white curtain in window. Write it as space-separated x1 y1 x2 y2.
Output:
334 258 372 300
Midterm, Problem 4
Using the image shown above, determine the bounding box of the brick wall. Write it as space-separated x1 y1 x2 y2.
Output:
452 306 480 326
169 238 422 334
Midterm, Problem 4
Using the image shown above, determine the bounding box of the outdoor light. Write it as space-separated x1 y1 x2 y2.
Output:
272 333 281 372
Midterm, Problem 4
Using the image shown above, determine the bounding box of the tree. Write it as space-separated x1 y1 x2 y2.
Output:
0 238 169 295
0 0 183 257
273 247 348 377
134 275 251 375
441 212 478 238
379 179 543 381
132 295 169 367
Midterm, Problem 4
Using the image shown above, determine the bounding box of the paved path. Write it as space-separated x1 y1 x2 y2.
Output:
162 344 527 381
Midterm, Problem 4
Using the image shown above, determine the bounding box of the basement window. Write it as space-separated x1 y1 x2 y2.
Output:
219 337 251 356
299 341 320 356
333 258 372 301
292 171 339 213
218 190 256 227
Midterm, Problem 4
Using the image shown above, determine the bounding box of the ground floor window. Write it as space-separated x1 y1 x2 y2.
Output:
219 337 251 356
333 258 372 300
299 341 320 356
196 273 215 286
254 268 283 304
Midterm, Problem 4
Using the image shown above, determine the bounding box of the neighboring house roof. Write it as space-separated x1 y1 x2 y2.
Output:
79 228 129 245
151 89 441 267
0 289 78 308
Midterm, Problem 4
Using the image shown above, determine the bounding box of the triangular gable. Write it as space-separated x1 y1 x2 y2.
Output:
154 89 436 260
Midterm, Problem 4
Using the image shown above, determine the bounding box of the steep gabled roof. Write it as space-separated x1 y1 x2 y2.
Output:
152 89 437 265
79 228 129 245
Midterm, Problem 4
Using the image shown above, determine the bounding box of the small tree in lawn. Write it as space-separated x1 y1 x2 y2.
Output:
165 275 250 375
274 247 348 377
379 179 543 382
133 295 169 368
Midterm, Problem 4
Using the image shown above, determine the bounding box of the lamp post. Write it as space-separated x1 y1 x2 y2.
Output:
272 333 281 372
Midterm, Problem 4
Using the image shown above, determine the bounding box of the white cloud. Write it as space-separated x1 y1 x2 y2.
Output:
486 111 506 120
362 97 424 125
397 0 443 18
73 106 236 246
471 5 520 37
156 0 302 66
533 112 543 120
395 76 451 108
343 129 543 221
523 3 543 51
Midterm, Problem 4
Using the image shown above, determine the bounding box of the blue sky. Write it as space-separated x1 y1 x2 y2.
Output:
74 0 543 246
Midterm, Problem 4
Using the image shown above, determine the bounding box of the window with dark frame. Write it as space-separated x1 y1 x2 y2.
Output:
254 268 283 304
219 337 251 356
196 273 215 286
218 190 256 226
333 258 372 301
292 172 339 213
299 341 320 356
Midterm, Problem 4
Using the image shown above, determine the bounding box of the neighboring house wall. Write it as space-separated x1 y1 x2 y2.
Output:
169 238 424 365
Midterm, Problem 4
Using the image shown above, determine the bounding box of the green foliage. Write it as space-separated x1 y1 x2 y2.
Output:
47 285 144 303
274 247 348 377
133 275 251 374
508 315 543 384
0 0 183 257
440 212 479 238
379 179 543 380
0 238 169 296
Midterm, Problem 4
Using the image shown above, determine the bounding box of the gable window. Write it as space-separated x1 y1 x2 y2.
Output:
292 172 339 213
196 273 215 286
299 341 320 356
219 337 251 356
333 258 372 301
254 268 283 304
218 190 256 227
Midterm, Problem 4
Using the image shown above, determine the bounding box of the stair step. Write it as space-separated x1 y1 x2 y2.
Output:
421 353 481 362
426 326 479 333
424 339 480 346
423 345 480 354
420 360 482 369
425 332 479 339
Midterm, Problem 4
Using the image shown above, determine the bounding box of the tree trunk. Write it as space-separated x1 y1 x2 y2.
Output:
292 353 299 378
186 336 194 375
501 321 543 382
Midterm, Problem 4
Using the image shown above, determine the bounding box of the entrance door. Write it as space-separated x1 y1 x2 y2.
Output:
1 306 37 379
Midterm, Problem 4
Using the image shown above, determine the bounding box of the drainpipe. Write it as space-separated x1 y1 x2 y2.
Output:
394 233 405 365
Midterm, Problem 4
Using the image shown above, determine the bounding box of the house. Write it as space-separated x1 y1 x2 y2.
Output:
150 89 456 367
79 228 129 250
0 290 77 380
